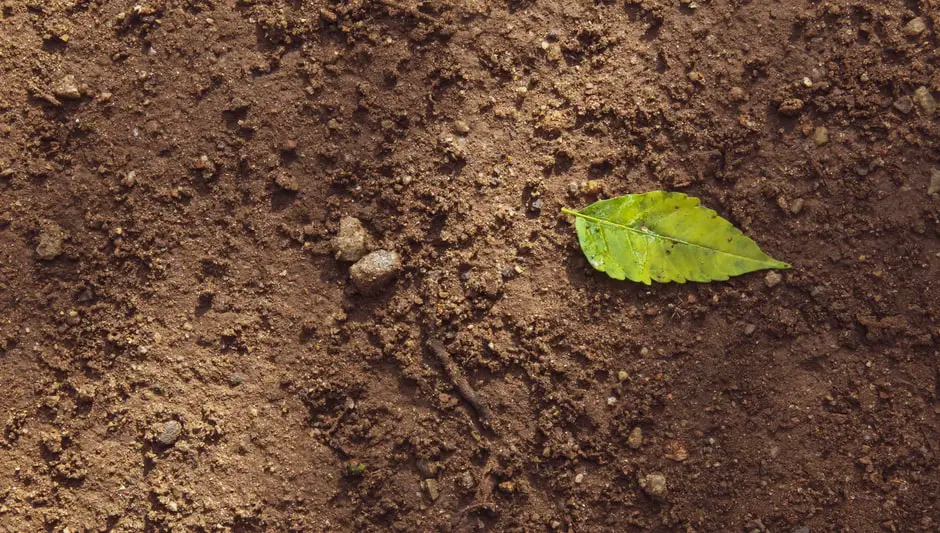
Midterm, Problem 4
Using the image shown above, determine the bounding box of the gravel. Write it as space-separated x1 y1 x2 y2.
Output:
349 250 402 294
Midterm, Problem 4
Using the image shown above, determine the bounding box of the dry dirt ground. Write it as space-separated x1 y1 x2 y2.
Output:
1 0 939 531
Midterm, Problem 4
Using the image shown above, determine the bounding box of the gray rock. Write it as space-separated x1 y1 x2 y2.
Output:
929 169 940 196
36 221 65 260
334 216 370 262
913 86 937 116
350 250 402 294
640 473 667 501
628 427 644 449
901 17 926 38
156 420 182 446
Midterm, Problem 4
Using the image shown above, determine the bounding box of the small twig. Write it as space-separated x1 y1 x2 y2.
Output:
427 339 496 431
376 0 439 22
27 83 61 107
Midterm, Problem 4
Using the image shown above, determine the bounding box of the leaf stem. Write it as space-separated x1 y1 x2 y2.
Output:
561 207 579 216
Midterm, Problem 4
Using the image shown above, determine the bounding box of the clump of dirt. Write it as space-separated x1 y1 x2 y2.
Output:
0 0 938 531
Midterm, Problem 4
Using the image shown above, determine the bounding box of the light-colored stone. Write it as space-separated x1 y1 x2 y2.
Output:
334 216 370 262
813 127 829 146
349 250 402 294
913 86 937 116
901 17 926 38
52 75 82 100
156 420 182 446
929 169 940 195
640 473 667 501
628 427 643 449
765 270 783 288
422 478 439 501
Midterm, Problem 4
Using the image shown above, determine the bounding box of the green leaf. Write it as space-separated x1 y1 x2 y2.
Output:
562 191 790 284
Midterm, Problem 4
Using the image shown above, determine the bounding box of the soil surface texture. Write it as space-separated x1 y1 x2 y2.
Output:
0 0 938 531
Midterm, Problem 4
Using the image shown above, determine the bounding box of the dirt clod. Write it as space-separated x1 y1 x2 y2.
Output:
349 250 401 294
35 221 65 260
764 271 783 288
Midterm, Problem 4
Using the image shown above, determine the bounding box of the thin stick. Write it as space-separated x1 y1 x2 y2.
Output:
427 339 495 430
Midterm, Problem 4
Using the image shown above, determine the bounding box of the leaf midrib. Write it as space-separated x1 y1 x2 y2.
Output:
562 208 779 266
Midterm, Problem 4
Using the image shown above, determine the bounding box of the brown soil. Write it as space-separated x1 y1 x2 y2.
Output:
1 1 938 531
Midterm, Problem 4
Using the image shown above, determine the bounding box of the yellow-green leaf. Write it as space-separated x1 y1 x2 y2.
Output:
562 191 790 284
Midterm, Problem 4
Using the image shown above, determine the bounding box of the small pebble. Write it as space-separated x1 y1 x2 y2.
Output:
156 420 182 446
913 86 937 116
893 95 914 115
812 126 829 146
453 120 470 134
349 250 402 294
53 75 82 100
422 478 439 501
617 370 628 381
574 472 584 484
789 198 805 215
628 427 643 449
901 17 926 38
928 169 940 196
744 324 757 336
334 216 370 262
764 271 783 288
122 171 137 187
640 473 667 501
